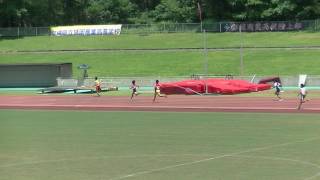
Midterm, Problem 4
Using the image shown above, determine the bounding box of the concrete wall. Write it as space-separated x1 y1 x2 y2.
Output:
0 63 72 87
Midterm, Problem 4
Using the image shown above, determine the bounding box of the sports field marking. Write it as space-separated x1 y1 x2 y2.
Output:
0 154 210 169
2 103 319 111
232 155 320 169
230 155 320 178
109 137 320 180
231 155 320 180
305 172 320 180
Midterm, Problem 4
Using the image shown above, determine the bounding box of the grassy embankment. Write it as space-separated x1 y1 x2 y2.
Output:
0 32 320 77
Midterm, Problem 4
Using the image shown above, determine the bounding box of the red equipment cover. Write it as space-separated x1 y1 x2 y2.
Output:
160 80 205 95
160 79 271 95
258 77 281 84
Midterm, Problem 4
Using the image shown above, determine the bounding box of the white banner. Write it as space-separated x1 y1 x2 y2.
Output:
51 25 122 36
299 74 307 86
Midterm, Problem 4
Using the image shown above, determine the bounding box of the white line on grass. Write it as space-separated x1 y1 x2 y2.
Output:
231 155 320 180
0 154 210 169
109 137 320 180
3 103 320 111
304 172 320 180
231 155 320 170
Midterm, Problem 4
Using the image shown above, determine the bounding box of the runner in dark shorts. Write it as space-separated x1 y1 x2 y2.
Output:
130 80 140 99
273 81 283 101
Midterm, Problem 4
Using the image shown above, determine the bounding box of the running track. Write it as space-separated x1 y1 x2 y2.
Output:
0 95 319 113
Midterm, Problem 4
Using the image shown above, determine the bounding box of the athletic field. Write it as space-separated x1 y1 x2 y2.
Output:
1 95 320 180
1 31 320 180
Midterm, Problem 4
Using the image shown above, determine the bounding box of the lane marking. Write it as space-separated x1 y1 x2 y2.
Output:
231 155 320 180
231 154 320 169
305 172 320 180
109 137 320 180
0 154 211 169
1 103 319 111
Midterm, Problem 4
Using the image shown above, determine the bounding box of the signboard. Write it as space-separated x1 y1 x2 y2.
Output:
223 22 303 32
51 25 122 36
299 74 307 86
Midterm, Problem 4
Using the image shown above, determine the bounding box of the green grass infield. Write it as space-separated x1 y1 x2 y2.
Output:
1 110 320 180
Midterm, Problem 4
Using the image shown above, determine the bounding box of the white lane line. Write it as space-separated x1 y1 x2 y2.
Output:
231 154 320 169
305 172 320 180
1 103 319 111
231 155 320 180
109 137 320 180
0 154 210 169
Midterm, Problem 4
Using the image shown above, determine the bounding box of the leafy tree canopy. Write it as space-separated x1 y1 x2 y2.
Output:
0 0 319 27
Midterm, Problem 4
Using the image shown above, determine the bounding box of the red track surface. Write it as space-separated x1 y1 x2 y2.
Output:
0 95 319 113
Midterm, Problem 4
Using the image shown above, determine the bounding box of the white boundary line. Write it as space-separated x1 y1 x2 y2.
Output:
1 138 319 179
231 154 320 180
231 154 320 170
109 137 320 180
2 103 320 111
0 154 209 169
305 172 320 180
233 154 320 168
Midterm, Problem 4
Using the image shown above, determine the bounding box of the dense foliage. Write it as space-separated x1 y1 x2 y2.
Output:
0 0 319 27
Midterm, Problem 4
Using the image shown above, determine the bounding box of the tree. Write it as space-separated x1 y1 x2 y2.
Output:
200 0 232 21
151 0 198 23
86 0 137 24
295 0 320 20
227 0 320 21
0 0 319 27
25 0 64 26
130 0 161 11
62 0 89 25
0 0 32 27
261 0 298 20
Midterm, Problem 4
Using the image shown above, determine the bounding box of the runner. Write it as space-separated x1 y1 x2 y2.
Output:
153 80 167 102
130 80 140 99
94 76 101 97
273 80 283 101
297 83 307 110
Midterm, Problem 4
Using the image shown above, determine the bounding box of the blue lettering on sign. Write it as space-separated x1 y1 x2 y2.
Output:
223 22 304 32
52 26 121 36
79 29 85 35
97 29 102 34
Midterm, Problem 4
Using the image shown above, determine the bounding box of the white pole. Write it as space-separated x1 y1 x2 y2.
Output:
204 30 208 75
239 25 244 76
250 74 256 83
203 29 208 94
